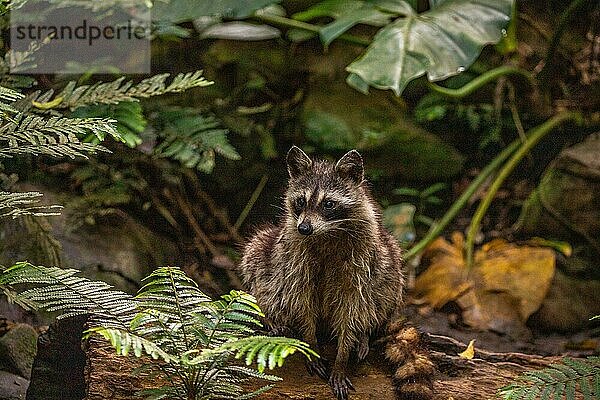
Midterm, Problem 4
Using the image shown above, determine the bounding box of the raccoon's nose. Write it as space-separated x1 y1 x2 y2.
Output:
298 222 313 235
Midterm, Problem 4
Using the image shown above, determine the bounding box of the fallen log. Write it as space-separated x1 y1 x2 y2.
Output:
83 333 570 400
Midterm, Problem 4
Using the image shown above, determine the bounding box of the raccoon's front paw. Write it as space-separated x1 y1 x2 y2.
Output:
305 357 329 381
329 371 355 400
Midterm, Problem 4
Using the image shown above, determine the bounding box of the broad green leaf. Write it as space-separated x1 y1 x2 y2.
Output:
153 0 280 23
346 0 513 95
200 22 281 41
294 0 408 46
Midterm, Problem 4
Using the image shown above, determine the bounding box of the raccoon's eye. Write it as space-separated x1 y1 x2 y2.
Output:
295 197 306 209
323 199 336 209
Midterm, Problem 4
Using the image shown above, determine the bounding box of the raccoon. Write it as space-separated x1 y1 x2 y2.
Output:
238 146 434 400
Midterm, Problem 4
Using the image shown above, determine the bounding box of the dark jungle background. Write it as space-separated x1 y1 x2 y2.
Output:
0 0 599 399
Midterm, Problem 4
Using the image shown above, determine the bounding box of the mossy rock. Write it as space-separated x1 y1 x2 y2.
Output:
302 79 464 181
518 134 600 279
0 323 38 379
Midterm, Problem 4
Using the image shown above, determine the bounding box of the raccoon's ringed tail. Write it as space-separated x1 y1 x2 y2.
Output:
385 324 435 400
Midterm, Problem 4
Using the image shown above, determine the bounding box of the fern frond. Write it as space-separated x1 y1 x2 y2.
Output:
34 71 212 110
0 114 119 158
0 86 25 115
0 86 24 102
152 109 240 173
215 336 318 373
0 262 136 328
0 191 62 218
84 326 178 363
498 356 600 400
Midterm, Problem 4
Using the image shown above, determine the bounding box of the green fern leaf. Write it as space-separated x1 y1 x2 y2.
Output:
35 71 212 110
85 326 177 363
499 356 600 400
0 113 120 158
152 108 240 173
0 262 136 328
0 191 62 219
217 336 318 373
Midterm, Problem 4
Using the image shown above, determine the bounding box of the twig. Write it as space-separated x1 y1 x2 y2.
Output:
181 169 243 243
164 188 217 257
234 175 268 232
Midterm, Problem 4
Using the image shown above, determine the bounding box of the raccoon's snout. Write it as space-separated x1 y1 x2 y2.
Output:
298 222 313 235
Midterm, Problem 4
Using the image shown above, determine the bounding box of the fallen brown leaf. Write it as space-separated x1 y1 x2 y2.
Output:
413 233 556 335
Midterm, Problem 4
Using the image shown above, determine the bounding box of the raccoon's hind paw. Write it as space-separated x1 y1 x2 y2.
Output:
356 338 369 361
305 357 329 381
329 371 355 400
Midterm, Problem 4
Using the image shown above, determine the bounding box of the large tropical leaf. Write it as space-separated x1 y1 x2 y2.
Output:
293 0 398 46
153 0 280 23
346 0 513 95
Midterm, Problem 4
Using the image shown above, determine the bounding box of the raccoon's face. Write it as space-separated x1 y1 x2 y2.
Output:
284 146 368 236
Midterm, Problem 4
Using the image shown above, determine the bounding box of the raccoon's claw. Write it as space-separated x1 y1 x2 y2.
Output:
329 371 355 400
305 357 329 381
356 340 369 361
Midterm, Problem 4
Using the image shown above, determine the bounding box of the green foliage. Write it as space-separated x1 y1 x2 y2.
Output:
293 0 396 46
72 101 146 147
0 114 118 158
0 262 136 326
0 264 317 399
345 0 513 95
152 108 241 173
32 71 212 111
0 191 62 219
498 357 600 400
393 183 446 227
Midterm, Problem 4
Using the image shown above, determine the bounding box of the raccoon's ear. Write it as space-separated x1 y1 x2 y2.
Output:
336 150 364 184
287 146 313 178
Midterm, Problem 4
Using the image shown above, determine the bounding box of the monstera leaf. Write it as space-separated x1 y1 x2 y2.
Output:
293 0 398 46
154 0 280 23
346 0 513 95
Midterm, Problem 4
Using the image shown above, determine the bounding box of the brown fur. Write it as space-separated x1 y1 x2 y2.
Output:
238 147 434 399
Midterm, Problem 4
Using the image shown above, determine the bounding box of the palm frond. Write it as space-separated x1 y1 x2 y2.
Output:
498 356 600 400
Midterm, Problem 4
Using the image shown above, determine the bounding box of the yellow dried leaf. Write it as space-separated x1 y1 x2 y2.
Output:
414 232 556 334
458 339 476 359
32 96 63 109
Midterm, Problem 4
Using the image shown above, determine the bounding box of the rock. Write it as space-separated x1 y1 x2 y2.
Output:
302 79 465 181
26 315 87 400
517 135 600 331
0 371 29 400
518 134 600 279
0 324 38 379
528 270 600 332
0 185 181 294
